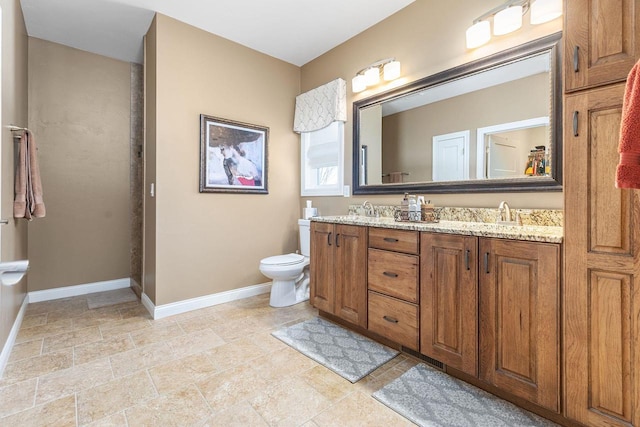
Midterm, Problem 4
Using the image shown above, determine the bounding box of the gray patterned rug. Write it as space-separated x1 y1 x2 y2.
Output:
373 364 559 427
271 317 399 383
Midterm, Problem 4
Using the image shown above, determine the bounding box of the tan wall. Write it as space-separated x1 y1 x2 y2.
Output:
300 0 563 215
0 0 29 350
143 18 157 303
148 15 300 305
27 38 131 291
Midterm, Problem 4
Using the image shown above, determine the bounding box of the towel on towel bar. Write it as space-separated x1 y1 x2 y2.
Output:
14 129 45 219
616 59 640 189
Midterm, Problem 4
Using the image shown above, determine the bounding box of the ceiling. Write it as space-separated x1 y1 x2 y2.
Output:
20 0 415 66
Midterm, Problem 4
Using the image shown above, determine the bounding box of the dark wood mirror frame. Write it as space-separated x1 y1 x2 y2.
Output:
352 32 562 195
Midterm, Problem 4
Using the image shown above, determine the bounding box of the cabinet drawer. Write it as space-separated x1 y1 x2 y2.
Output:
368 249 418 303
369 228 419 254
368 291 419 351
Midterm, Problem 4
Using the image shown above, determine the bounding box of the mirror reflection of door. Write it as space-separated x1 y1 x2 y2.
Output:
487 135 519 178
432 130 470 181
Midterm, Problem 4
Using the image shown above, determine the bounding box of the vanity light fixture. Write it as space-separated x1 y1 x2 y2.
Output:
352 58 401 93
466 0 562 49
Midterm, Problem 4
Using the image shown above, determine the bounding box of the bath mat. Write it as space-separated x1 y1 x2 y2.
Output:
87 288 138 309
373 364 558 427
271 317 399 383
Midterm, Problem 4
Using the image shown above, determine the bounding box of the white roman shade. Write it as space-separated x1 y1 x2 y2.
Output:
293 78 347 133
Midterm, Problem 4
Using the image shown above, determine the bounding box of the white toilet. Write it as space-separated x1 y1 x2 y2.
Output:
260 219 311 307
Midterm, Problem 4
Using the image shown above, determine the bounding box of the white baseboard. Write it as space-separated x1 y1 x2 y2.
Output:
28 278 131 303
0 295 28 378
142 282 272 320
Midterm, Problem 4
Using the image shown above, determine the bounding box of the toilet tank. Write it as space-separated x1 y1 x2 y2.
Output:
298 219 311 257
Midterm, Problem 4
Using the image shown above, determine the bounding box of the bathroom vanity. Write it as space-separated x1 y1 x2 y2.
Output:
310 211 563 421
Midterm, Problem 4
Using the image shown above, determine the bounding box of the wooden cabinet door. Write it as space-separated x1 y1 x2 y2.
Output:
310 222 334 313
334 224 368 328
565 0 640 92
564 84 640 426
421 233 478 376
479 238 560 413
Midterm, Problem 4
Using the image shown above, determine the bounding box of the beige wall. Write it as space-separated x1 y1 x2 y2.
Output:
27 38 131 291
300 0 563 215
147 15 300 305
0 0 29 351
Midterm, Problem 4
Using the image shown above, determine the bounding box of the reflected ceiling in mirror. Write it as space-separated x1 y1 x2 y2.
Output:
352 32 562 195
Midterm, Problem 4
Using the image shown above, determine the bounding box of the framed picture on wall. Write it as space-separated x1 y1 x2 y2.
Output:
199 114 268 194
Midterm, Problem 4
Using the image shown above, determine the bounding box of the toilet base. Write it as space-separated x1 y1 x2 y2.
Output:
269 273 310 308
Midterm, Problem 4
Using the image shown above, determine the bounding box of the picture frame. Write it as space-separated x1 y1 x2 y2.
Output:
199 114 268 194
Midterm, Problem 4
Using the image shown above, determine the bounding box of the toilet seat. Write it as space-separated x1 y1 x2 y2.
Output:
261 253 305 267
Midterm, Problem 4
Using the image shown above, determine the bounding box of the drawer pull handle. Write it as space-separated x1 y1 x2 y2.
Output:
383 315 399 324
383 271 398 278
383 237 399 243
465 249 470 271
335 233 340 247
327 232 332 246
573 111 579 137
573 45 579 72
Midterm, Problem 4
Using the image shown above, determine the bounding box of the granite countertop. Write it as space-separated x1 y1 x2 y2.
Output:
312 215 563 244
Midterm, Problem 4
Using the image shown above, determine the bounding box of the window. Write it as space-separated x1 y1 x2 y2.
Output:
301 121 344 196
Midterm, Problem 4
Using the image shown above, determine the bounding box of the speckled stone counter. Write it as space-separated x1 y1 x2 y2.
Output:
312 215 563 244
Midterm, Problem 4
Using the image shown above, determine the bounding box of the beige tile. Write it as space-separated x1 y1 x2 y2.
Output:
7 339 42 364
86 288 138 310
148 353 219 395
176 311 221 334
42 326 102 354
165 328 225 358
46 303 91 323
311 391 414 427
252 346 318 383
300 365 353 403
25 296 86 316
248 330 289 353
71 306 124 329
129 321 184 347
1 349 73 386
0 378 37 417
203 335 267 371
201 401 268 427
197 362 271 411
74 334 135 365
125 384 211 426
15 319 73 343
118 304 151 319
209 317 264 341
354 365 415 395
77 370 157 425
0 395 76 427
35 357 113 405
98 316 151 339
85 411 128 426
20 314 47 329
250 376 332 427
110 341 176 378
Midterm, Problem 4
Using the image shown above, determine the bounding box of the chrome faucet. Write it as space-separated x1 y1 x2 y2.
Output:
362 200 375 217
498 201 511 222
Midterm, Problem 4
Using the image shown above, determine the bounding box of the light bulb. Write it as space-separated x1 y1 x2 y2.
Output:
352 74 366 93
383 60 401 81
466 21 491 49
530 0 562 24
364 67 380 86
493 5 523 35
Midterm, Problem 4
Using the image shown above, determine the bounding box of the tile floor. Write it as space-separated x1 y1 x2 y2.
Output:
0 291 419 426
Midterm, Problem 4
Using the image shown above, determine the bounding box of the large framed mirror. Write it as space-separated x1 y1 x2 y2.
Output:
352 32 562 195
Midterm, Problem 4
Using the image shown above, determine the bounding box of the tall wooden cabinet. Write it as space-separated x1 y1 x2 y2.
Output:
564 1 640 425
310 222 368 328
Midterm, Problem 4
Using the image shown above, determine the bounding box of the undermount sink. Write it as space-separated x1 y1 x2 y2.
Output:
0 260 29 286
495 220 522 227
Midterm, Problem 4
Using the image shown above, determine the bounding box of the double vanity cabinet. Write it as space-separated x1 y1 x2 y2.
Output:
310 218 562 421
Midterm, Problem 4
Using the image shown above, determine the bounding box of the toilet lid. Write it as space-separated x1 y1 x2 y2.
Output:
261 253 305 266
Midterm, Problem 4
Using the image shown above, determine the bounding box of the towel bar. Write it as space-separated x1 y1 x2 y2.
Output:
0 220 9 225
